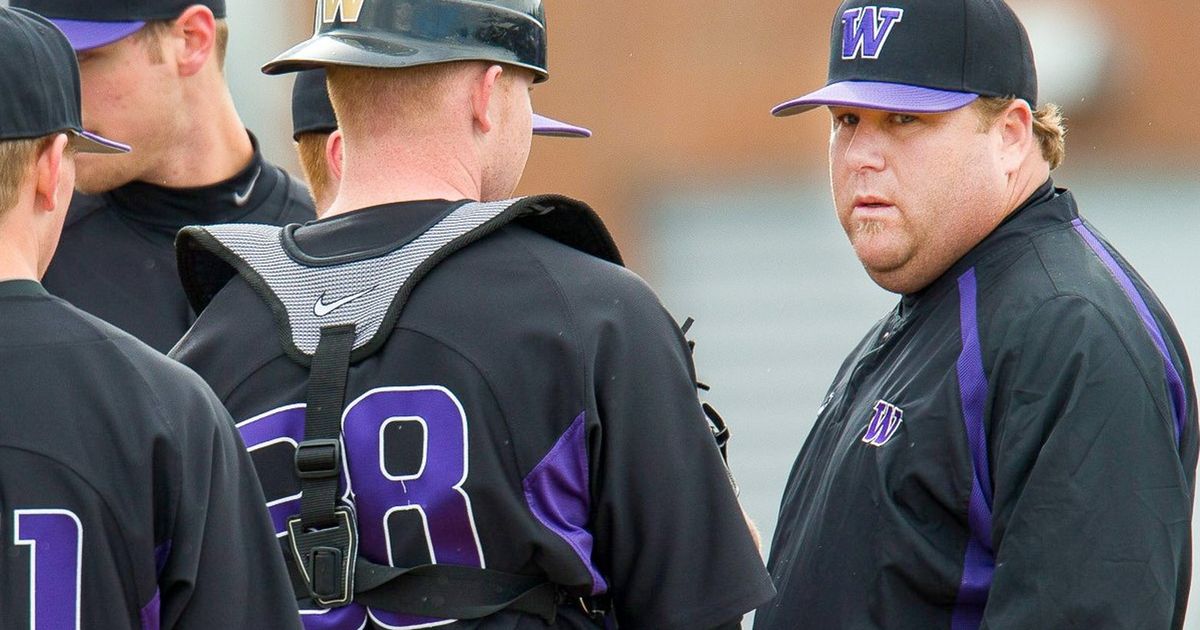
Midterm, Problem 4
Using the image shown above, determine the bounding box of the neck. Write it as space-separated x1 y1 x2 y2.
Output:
0 215 45 282
1001 158 1052 219
143 72 254 188
324 135 483 218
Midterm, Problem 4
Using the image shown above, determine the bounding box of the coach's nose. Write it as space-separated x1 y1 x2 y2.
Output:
840 123 887 173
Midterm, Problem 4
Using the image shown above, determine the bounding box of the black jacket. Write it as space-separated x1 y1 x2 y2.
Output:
756 182 1197 629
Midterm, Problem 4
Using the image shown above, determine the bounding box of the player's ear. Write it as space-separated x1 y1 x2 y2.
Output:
172 5 217 77
995 100 1035 173
470 64 504 135
326 129 344 182
33 134 71 213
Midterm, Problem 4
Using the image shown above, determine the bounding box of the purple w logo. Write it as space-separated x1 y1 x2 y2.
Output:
841 6 905 60
862 399 904 447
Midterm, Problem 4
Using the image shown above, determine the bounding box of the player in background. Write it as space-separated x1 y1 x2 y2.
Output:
171 0 774 627
756 0 1197 628
292 69 342 216
11 0 316 353
0 7 300 628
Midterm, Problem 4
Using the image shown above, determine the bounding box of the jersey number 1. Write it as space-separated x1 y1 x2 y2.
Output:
11 509 83 630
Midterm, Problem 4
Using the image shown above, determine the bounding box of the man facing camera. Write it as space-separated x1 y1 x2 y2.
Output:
757 1 1196 628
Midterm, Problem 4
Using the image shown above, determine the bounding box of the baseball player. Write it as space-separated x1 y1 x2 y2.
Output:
292 69 342 215
0 7 300 628
756 1 1197 628
11 0 316 353
171 0 775 627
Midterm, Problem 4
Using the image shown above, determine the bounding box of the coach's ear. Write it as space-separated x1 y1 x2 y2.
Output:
470 64 504 135
33 133 71 213
326 129 344 182
995 100 1036 176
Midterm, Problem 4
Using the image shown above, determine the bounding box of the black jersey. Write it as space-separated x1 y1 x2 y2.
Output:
755 182 1198 629
0 280 300 629
171 198 775 629
42 136 315 353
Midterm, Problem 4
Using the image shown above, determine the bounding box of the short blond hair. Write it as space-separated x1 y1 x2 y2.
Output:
0 136 55 215
134 17 229 68
974 97 1067 170
295 132 334 207
326 62 492 137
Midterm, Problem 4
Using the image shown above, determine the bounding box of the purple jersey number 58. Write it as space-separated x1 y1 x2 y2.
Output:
239 386 484 630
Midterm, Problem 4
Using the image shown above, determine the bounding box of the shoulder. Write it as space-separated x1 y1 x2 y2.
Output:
417 223 683 359
172 273 282 398
69 304 224 415
0 297 229 449
501 224 672 322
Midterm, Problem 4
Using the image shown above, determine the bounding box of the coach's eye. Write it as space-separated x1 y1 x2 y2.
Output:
889 113 918 124
834 113 859 127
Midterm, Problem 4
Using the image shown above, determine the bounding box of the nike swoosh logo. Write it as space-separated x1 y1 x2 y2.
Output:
313 285 377 317
233 167 262 207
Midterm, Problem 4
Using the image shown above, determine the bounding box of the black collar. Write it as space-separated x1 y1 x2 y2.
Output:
0 280 48 299
288 200 466 262
101 132 273 230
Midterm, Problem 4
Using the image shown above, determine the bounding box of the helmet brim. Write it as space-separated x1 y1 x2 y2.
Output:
262 31 549 82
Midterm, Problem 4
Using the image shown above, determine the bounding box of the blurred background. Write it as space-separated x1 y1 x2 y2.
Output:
18 0 1200 624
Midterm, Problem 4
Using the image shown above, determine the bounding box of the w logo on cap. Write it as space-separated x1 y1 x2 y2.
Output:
319 0 367 24
862 399 904 447
841 6 904 60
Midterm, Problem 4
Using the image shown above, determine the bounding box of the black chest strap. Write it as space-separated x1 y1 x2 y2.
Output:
285 324 605 622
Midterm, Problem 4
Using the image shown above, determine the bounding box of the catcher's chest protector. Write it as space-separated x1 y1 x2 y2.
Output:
178 194 622 364
175 194 621 620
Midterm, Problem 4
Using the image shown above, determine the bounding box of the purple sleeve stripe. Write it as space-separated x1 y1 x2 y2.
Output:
522 411 609 595
154 539 172 577
953 268 995 630
1072 220 1188 446
140 588 161 630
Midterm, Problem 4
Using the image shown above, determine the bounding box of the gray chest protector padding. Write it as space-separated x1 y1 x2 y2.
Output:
177 194 623 366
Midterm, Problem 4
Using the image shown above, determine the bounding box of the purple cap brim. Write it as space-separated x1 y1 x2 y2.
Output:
51 19 145 52
772 81 980 117
71 130 131 154
532 113 591 138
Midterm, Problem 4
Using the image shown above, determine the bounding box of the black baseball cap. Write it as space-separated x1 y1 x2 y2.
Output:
11 0 226 51
292 69 337 140
772 0 1037 116
0 7 129 153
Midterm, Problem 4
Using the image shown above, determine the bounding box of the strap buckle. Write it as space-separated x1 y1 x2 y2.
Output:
295 438 342 480
287 507 357 608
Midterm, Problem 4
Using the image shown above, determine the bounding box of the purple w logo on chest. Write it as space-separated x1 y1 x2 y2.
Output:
862 399 904 447
842 6 904 60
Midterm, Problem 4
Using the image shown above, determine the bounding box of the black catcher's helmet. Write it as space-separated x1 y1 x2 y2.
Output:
263 0 549 82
